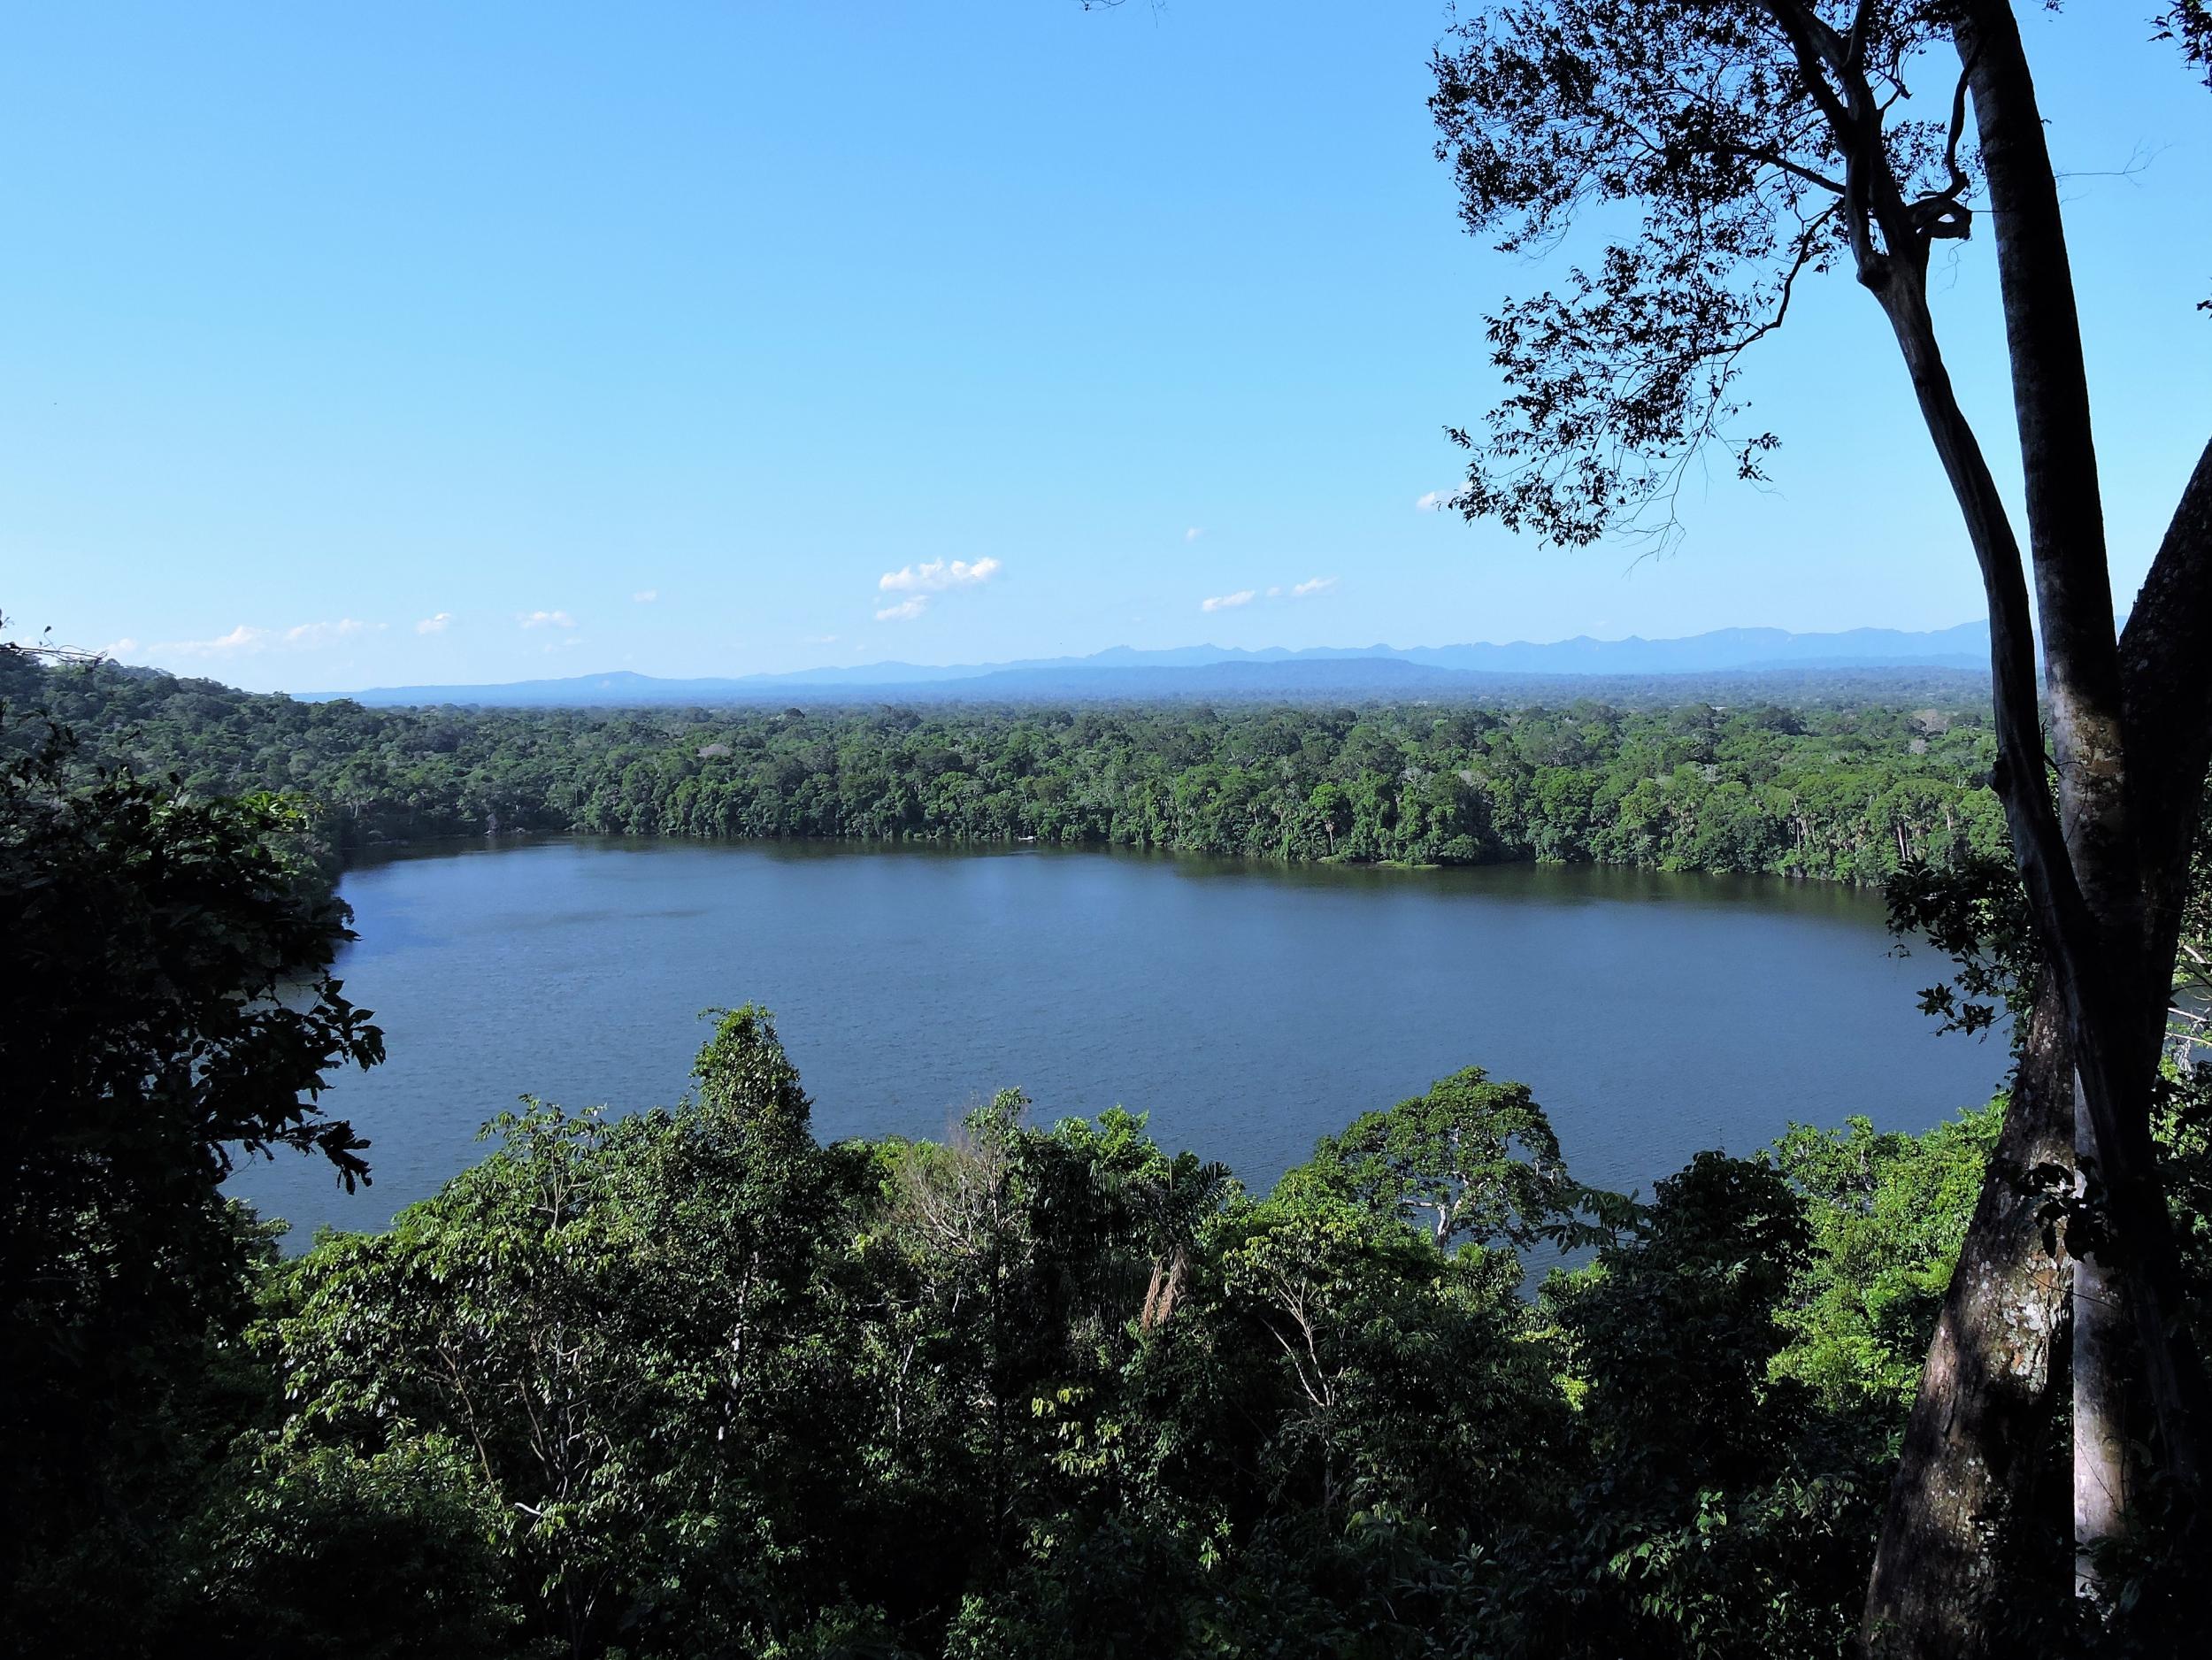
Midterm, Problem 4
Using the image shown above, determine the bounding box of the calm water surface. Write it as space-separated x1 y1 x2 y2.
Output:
228 839 2007 1242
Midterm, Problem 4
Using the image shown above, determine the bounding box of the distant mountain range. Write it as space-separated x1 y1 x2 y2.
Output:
310 621 1993 708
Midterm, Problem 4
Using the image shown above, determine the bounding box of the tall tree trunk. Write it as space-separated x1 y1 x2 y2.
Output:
1863 980 2075 1658
1721 1 2212 1634
1951 2 2210 1518
2073 1075 2131 1596
2119 442 2212 933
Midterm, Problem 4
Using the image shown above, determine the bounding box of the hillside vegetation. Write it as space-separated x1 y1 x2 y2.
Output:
11 650 2212 1655
4 657 2005 885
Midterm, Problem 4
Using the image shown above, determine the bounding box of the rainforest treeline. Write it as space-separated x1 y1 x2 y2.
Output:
4 656 2005 884
4 728 2182 1658
9 654 2212 1656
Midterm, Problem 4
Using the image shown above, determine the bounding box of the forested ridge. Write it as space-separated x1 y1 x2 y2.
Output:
11 653 2212 1655
4 655 2006 884
0 716 2160 1660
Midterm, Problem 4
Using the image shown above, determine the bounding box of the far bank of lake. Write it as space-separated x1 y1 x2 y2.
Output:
229 839 2008 1243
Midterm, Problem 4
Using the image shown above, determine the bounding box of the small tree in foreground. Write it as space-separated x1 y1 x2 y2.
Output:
1310 1065 1632 1252
0 672 382 1647
1429 3 2212 1648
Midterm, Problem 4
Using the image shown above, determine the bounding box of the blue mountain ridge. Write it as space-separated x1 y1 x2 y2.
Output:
303 620 1992 707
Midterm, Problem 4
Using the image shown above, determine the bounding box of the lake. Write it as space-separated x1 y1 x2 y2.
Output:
227 838 2009 1243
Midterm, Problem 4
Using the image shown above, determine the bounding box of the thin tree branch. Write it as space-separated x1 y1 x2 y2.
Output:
1943 57 1974 191
1846 0 1878 74
1685 140 1847 196
1756 2 1856 135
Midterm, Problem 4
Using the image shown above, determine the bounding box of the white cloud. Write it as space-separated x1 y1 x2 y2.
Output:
801 633 839 645
100 637 141 659
1416 488 1460 512
518 609 576 629
544 636 587 653
168 625 274 657
283 619 377 647
1196 577 1336 615
416 611 454 634
878 557 1001 595
1185 527 1203 542
875 596 929 623
633 589 657 603
150 618 377 658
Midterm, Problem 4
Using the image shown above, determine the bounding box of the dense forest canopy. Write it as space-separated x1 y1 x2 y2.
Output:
8 635 2212 1654
2 655 2007 886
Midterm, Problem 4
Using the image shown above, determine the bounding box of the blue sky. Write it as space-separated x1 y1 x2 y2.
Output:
2 2 2206 692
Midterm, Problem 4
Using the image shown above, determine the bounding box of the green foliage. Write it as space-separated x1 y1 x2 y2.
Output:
692 1002 817 1135
1308 1066 1634 1251
200 1033 1985 1659
4 653 2008 884
0 686 383 1651
1770 1107 2004 1410
1884 855 2041 1041
182 1433 518 1659
14 649 2157 1656
2152 1058 2212 1358
0 880 2076 1660
1529 1155 1883 1659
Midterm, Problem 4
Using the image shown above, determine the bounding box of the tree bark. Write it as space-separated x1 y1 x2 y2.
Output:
2121 440 2212 984
1863 980 2076 1658
1140 1245 1188 1332
1952 4 2131 926
1951 2 2209 1517
2072 1073 2131 1598
1853 12 2212 1628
